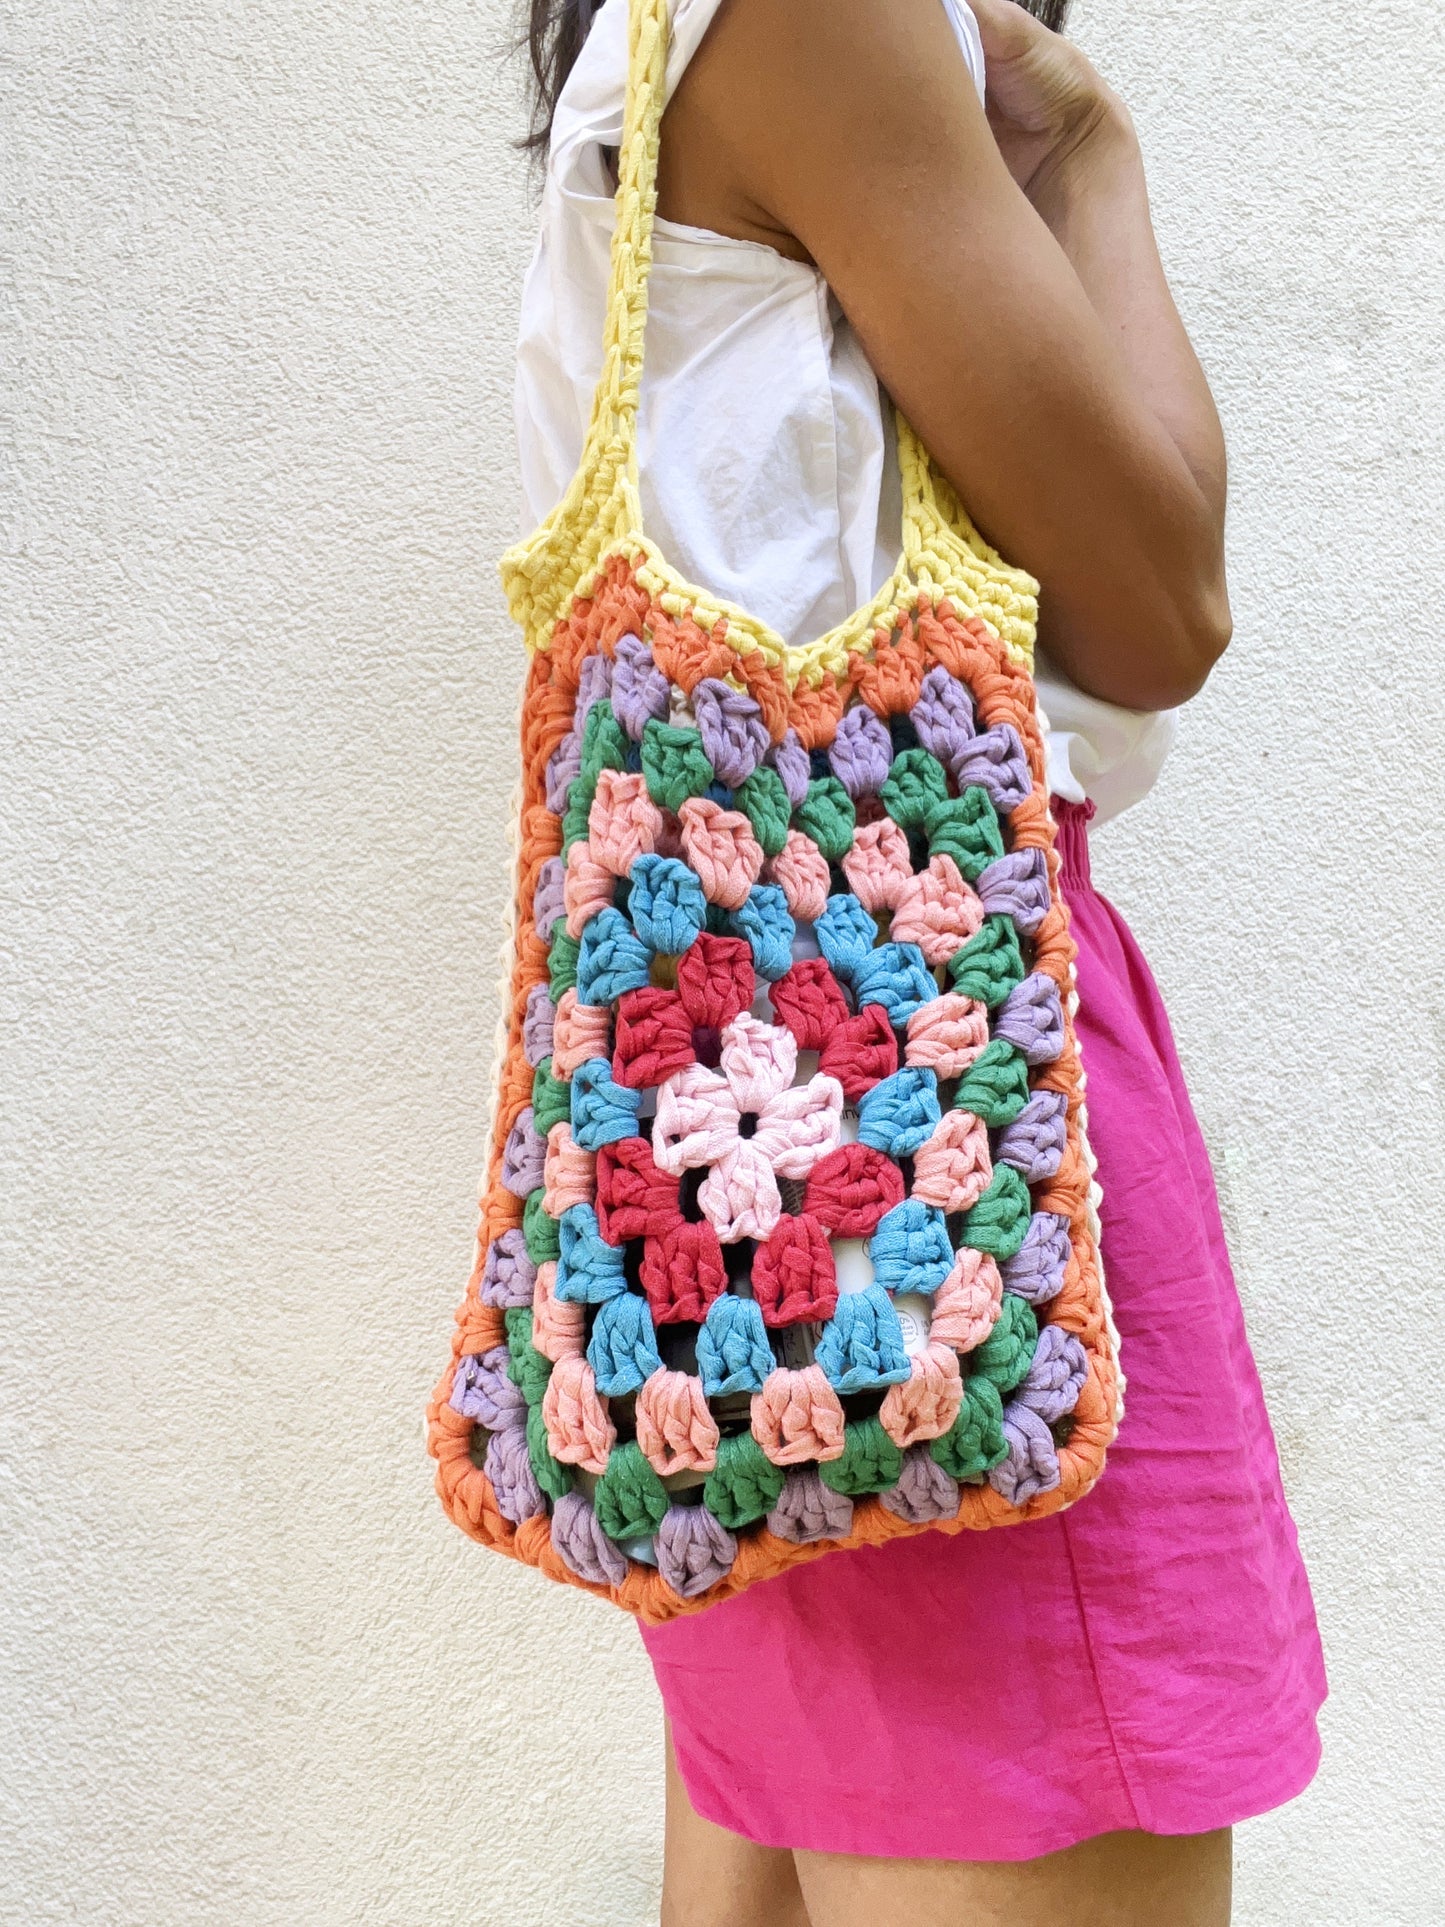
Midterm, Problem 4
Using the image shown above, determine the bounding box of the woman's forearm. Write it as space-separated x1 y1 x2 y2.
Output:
1010 102 1232 695
1029 103 1229 532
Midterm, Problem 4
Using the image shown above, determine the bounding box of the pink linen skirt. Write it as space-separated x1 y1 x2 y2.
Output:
641 801 1326 1862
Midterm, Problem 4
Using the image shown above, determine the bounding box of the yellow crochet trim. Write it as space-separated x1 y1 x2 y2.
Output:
500 0 1039 685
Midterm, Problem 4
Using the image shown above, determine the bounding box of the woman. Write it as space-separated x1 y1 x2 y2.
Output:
514 0 1326 1920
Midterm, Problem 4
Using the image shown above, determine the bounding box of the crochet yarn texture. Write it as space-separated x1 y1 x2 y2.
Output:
426 0 1122 1623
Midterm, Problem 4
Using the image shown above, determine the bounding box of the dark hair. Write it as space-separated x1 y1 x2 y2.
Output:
523 0 1073 156
521 0 598 155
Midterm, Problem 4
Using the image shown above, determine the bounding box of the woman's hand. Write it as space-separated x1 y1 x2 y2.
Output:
969 0 1127 203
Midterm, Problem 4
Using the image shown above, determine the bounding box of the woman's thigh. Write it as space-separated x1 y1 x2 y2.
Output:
793 1827 1232 1927
660 1729 810 1927
661 1738 1231 1927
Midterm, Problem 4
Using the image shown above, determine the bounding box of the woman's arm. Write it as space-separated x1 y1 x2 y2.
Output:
657 0 1231 710
973 0 1227 533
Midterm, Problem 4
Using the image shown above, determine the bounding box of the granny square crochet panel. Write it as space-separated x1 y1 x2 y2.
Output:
426 0 1121 1623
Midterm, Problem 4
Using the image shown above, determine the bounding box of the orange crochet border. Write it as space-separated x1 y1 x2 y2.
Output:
425 553 1120 1625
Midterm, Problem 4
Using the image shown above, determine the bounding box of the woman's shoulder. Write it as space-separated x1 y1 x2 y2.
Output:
549 0 732 172
549 0 983 190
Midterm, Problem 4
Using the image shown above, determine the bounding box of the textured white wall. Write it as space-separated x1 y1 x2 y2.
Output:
5 0 1443 1921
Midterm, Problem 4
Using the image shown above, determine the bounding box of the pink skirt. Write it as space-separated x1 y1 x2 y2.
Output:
641 801 1326 1862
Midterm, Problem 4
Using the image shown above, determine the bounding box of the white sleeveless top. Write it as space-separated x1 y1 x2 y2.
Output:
514 0 1178 822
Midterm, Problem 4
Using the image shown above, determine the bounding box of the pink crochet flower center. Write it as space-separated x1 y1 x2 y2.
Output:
652 1013 844 1242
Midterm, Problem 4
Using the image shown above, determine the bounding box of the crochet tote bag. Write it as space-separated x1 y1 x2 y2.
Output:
427 0 1121 1623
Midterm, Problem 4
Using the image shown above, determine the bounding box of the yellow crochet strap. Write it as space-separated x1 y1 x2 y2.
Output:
500 0 1040 675
579 0 669 540
598 0 1034 591
499 0 667 630
592 0 949 557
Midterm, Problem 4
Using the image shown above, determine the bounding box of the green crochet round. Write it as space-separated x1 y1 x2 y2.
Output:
961 1166 1034 1262
948 914 1026 1008
594 1440 670 1543
924 785 1006 881
818 1416 904 1497
504 1306 554 1408
578 699 629 783
703 1433 787 1529
531 1059 571 1137
880 747 950 830
526 1401 574 1502
971 1293 1039 1395
733 765 792 857
548 931 580 1001
793 775 856 861
930 1376 1008 1480
523 1186 562 1266
560 769 598 855
953 1037 1031 1127
640 720 715 812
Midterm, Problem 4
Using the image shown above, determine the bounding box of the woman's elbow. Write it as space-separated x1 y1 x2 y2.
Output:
1109 536 1234 708
1153 577 1232 707
1046 574 1232 712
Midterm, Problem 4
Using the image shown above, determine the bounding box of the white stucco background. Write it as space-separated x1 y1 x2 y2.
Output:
5 0 1443 1921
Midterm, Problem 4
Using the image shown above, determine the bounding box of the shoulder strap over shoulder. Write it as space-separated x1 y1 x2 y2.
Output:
578 0 670 533
505 0 1032 657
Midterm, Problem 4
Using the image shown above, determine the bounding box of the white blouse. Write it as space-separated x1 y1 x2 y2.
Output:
514 0 1178 822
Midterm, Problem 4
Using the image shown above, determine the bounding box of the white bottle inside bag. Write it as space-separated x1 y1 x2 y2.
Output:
892 1293 933 1356
832 1238 874 1295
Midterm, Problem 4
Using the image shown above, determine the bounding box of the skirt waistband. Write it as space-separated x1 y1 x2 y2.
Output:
1050 798 1094 889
